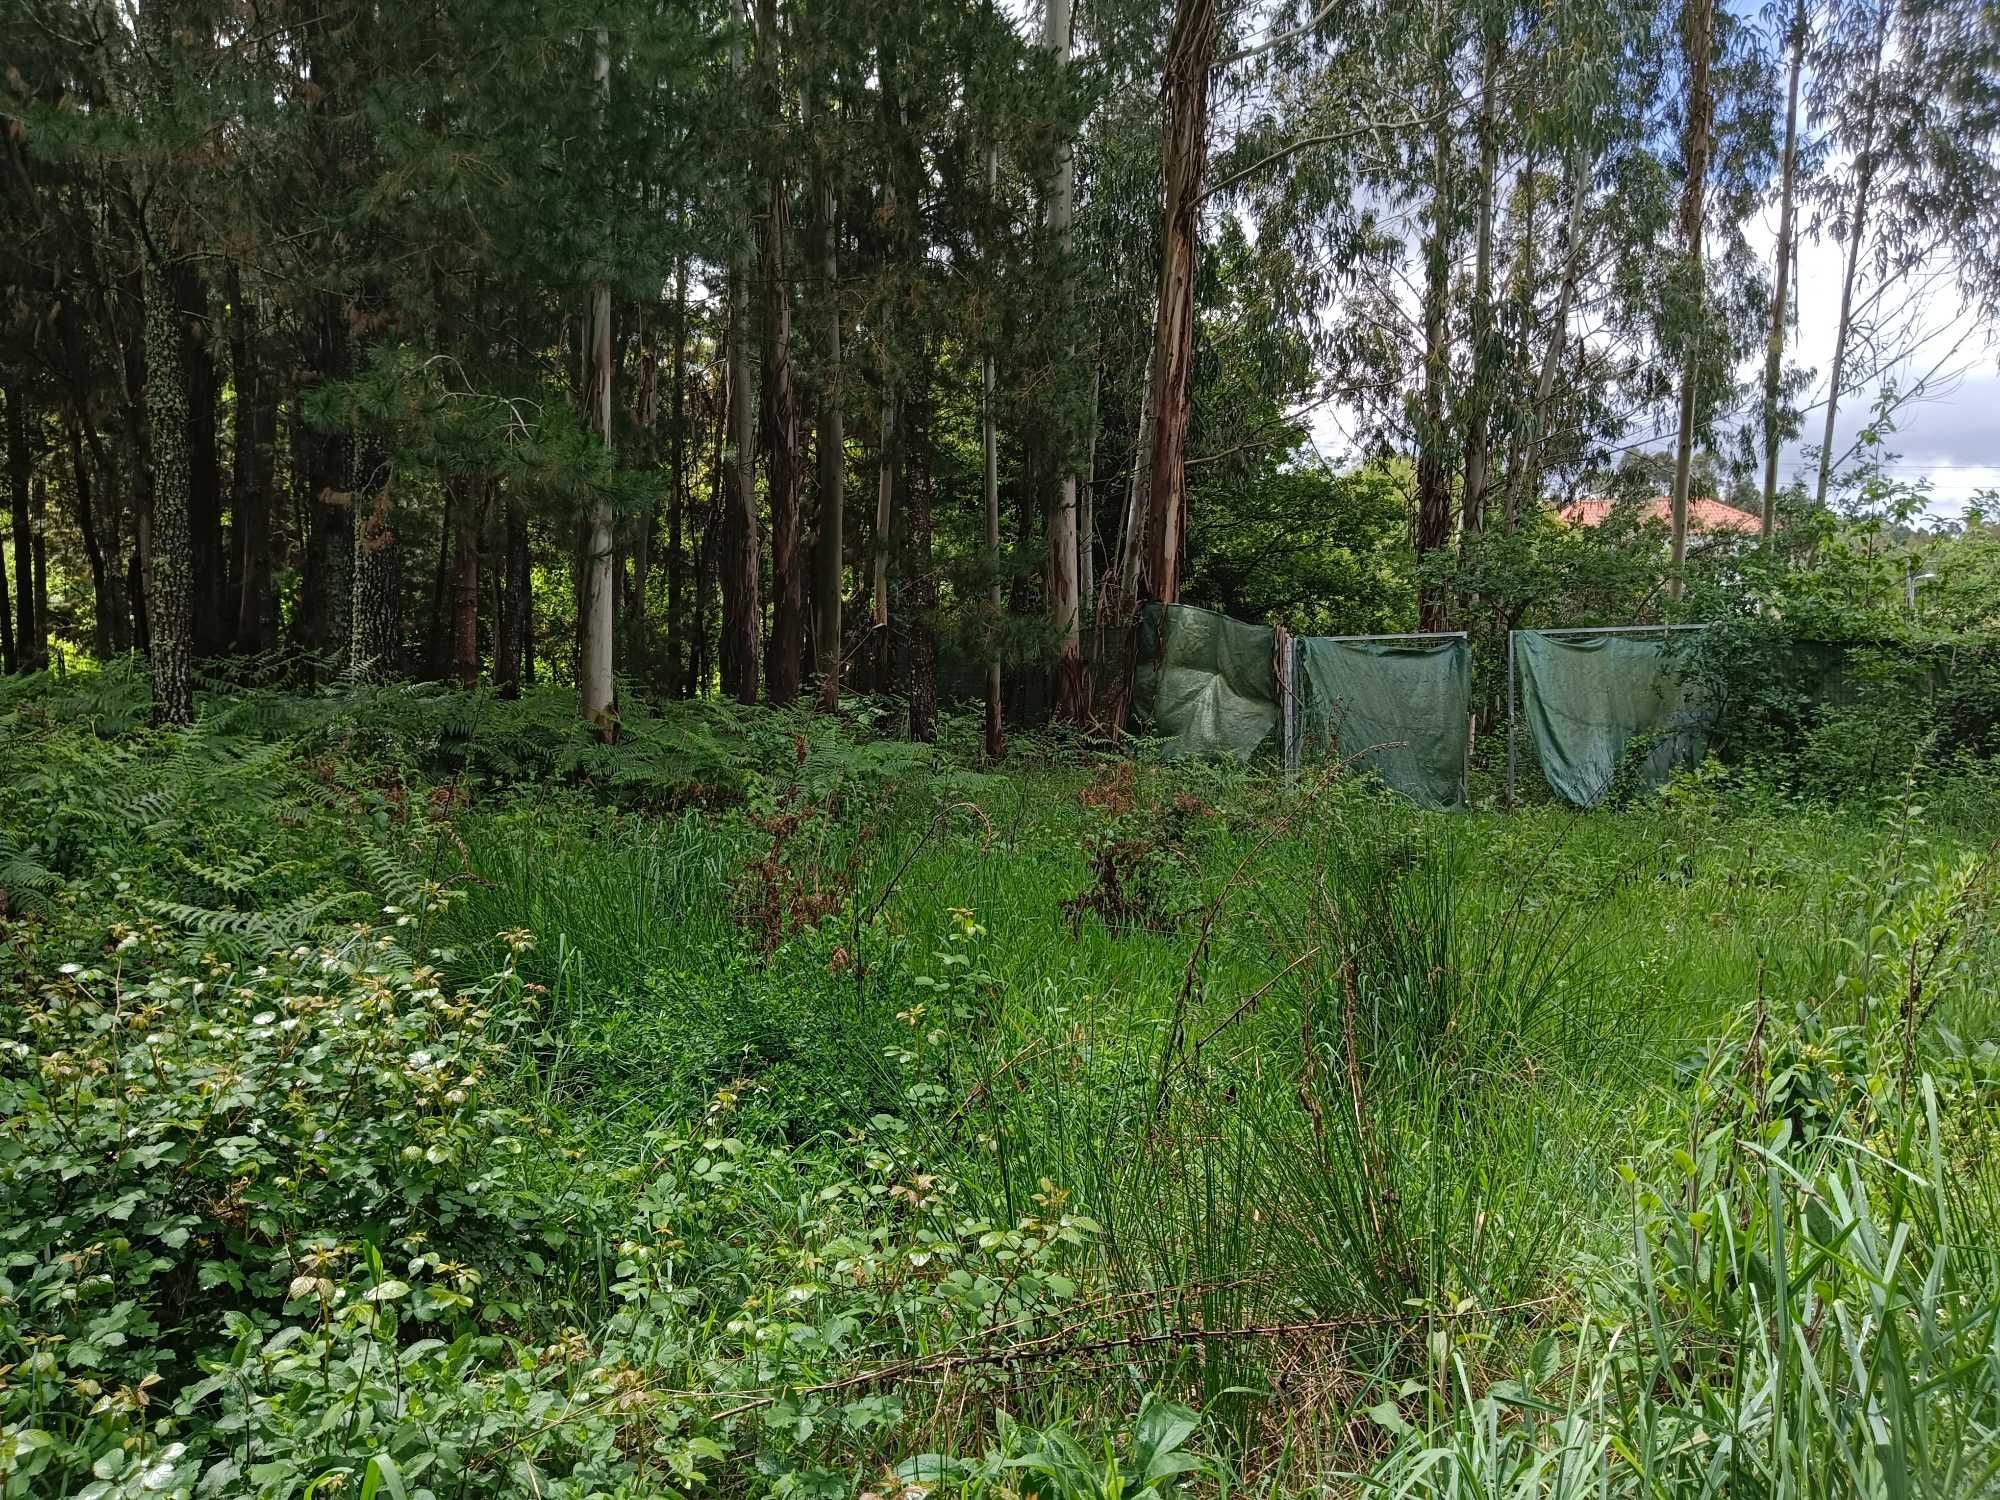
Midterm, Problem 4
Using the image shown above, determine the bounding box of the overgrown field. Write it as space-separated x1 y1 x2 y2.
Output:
3 666 1999 1499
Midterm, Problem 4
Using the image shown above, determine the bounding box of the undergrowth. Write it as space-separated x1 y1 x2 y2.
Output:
1 667 1996 1498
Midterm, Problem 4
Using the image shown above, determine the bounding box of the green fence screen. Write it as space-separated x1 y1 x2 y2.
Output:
1299 636 1469 807
1133 604 1280 761
1516 630 1709 807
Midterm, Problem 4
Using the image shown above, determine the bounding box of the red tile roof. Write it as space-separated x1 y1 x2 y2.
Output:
1560 496 1762 535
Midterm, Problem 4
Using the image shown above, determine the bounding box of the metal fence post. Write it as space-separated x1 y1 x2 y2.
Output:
1506 629 1517 810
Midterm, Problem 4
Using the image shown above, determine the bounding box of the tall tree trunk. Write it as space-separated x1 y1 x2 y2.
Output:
173 265 227 658
759 0 804 706
1668 0 1716 601
695 360 729 697
1761 0 1806 541
722 276 762 703
1413 75 1454 631
495 497 528 698
424 517 453 678
668 257 689 696
0 418 12 673
1042 0 1083 705
67 415 115 659
302 297 354 666
5 385 32 670
578 27 618 733
451 477 481 688
350 452 401 677
1140 0 1217 605
229 270 276 653
1813 0 1891 509
811 98 846 705
629 314 658 681
983 143 1004 762
1459 30 1503 548
1504 148 1589 531
720 24 762 705
906 351 936 744
1080 360 1100 621
142 243 195 722
30 476 45 665
1117 345 1154 605
868 42 905 690
872 384 896 680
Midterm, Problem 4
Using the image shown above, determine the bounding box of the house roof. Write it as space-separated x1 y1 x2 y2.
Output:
1560 496 1762 535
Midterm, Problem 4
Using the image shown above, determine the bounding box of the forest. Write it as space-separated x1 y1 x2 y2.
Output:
4 0 2000 1496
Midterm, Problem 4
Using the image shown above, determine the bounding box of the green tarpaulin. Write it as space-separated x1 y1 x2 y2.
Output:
1516 631 1709 807
1134 604 1280 761
1298 636 1469 808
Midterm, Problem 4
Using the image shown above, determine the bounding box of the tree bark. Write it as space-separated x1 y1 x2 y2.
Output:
1140 0 1217 605
350 452 401 677
424 516 453 679
228 270 276 653
983 144 1004 762
1503 148 1589 531
811 94 845 705
1459 30 1503 547
1080 360 1100 621
0 408 12 673
1761 1 1806 541
173 265 227 658
578 27 618 733
1413 71 1454 631
759 0 804 706
66 415 115 659
906 355 936 744
451 477 481 688
720 23 762 706
30 476 45 665
667 257 689 696
142 240 195 722
1813 0 1891 509
495 496 529 698
5 385 33 670
1117 345 1154 605
629 314 658 681
1043 0 1082 705
302 296 354 666
1667 0 1716 601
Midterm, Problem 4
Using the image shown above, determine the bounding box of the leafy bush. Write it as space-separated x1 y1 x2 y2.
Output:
0 915 1112 1498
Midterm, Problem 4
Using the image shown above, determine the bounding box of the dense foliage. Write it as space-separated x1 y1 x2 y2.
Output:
3 673 1997 1497
2 0 1996 735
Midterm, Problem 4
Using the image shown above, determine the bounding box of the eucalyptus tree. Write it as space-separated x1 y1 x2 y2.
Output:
1760 0 1809 539
1807 0 2000 508
1666 0 1717 598
1041 0 1084 708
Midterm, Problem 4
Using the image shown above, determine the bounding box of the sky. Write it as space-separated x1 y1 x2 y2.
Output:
1773 215 1998 522
1296 159 1999 523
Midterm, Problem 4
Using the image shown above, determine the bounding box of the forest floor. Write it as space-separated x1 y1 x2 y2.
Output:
3 665 1998 1499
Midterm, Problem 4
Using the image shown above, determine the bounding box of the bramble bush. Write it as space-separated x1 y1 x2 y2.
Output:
0 911 1124 1498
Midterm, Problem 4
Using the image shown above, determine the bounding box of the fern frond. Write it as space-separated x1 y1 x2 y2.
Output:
0 831 61 918
147 889 361 947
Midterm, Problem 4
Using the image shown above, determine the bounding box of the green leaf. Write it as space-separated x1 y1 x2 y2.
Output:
359 1454 408 1500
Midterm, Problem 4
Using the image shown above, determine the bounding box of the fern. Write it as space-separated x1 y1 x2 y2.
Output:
171 849 303 901
147 889 361 948
360 839 466 922
0 830 62 919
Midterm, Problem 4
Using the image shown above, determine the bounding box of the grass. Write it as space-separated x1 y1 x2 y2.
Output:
435 735 2000 1482
2 676 1997 1496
